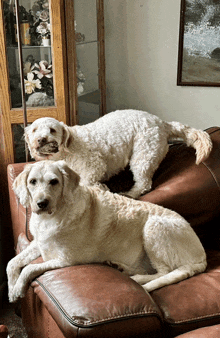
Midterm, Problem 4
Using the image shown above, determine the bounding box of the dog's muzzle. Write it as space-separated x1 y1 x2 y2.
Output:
37 141 59 155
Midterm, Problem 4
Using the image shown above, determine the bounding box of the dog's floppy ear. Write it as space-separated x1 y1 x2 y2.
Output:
13 164 32 207
60 122 73 149
24 125 31 144
24 125 33 156
56 160 80 196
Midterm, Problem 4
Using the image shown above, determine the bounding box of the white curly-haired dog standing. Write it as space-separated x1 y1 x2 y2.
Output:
7 160 206 302
25 110 212 198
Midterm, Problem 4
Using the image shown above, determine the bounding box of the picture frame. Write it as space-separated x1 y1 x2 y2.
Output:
177 0 220 87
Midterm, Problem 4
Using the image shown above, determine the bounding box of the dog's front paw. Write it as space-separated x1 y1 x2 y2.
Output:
8 288 19 303
9 281 27 303
6 261 21 294
8 282 25 303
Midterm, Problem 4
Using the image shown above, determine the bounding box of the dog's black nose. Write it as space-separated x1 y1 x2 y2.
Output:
38 137 47 146
37 199 49 209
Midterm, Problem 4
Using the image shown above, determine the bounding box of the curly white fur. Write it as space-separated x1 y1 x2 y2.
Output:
7 160 207 302
24 110 213 198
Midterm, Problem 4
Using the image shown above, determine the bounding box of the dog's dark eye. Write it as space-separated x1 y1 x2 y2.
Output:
49 179 59 186
33 128 37 133
50 128 56 134
30 179 37 185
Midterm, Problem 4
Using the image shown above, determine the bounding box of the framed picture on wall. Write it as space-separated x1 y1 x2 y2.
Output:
177 0 220 86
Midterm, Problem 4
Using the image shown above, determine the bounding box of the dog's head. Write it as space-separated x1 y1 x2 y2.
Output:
13 160 80 215
25 117 72 160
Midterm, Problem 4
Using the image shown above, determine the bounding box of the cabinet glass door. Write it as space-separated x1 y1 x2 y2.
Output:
74 0 105 125
4 0 54 109
1 0 68 163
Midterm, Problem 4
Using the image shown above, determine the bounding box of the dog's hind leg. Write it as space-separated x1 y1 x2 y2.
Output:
125 131 169 198
132 209 207 292
142 262 206 292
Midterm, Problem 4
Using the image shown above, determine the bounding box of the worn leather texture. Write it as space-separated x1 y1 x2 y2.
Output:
175 323 220 337
151 249 220 336
7 127 220 337
33 265 163 338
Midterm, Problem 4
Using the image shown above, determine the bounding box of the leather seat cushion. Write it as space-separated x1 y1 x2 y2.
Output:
151 249 220 337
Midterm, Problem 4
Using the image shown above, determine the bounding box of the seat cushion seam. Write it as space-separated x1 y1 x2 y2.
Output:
165 312 220 325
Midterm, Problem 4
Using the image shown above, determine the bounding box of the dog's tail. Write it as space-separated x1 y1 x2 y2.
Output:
165 121 213 164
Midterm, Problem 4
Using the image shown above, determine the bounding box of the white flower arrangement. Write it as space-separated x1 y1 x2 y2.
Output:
24 72 41 94
30 0 51 42
36 21 50 38
24 59 53 96
31 60 52 79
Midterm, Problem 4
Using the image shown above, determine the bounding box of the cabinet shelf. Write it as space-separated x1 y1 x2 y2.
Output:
7 45 51 49
76 40 98 46
78 89 100 105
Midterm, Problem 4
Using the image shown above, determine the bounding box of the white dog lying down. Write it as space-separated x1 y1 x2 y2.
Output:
7 160 207 303
24 110 212 198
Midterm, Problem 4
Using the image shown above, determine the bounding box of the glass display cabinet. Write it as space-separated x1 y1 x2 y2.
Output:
0 0 105 164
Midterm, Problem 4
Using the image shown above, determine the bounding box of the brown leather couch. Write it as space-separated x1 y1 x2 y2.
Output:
7 127 220 338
